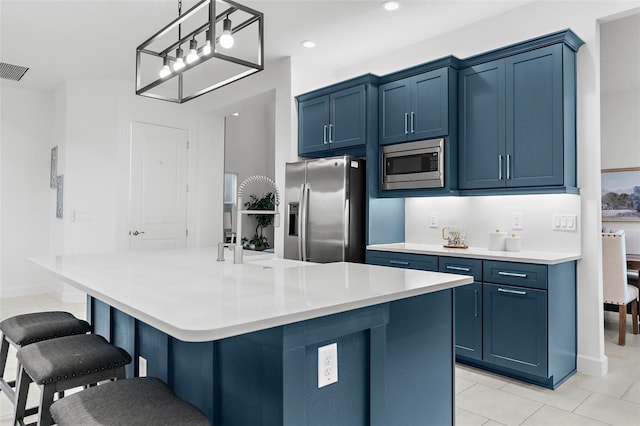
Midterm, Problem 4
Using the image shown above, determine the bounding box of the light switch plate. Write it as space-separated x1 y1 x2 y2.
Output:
318 343 338 388
512 212 523 230
552 214 577 231
429 213 438 228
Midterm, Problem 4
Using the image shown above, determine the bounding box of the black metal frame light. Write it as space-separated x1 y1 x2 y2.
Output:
136 0 264 104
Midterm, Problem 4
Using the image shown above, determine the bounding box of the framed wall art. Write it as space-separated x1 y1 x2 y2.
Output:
601 167 640 221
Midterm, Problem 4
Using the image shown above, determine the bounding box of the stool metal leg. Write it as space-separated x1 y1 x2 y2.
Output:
12 365 31 426
37 384 56 426
0 334 15 402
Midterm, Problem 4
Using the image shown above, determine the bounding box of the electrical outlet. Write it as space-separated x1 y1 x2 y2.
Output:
429 213 438 228
139 356 147 377
512 212 523 230
318 343 338 388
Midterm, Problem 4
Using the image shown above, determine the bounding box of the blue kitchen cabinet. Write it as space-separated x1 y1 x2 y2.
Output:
439 257 483 361
379 67 450 145
458 31 582 193
458 60 505 189
367 251 577 389
366 250 438 271
298 96 331 154
482 282 548 378
472 260 576 389
297 75 379 158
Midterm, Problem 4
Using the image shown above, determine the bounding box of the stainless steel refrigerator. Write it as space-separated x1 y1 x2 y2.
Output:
284 156 366 263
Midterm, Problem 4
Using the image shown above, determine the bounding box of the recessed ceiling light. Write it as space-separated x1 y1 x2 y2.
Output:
301 40 316 48
382 1 400 11
232 112 239 117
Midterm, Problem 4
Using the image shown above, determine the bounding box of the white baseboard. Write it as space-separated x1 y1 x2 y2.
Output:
577 353 609 377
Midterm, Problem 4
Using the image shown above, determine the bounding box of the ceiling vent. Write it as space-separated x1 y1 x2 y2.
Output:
0 62 29 81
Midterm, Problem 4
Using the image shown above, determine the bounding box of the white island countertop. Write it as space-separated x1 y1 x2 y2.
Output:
30 248 472 342
367 243 581 265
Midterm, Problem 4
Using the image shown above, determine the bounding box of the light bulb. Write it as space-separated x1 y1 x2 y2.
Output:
159 57 171 78
173 48 185 71
220 18 234 49
186 39 199 64
159 64 171 78
203 41 212 55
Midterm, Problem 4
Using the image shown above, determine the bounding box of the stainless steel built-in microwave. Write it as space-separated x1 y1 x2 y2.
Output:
381 138 445 190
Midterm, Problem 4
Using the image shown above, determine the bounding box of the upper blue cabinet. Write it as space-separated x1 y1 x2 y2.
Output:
458 30 584 193
379 66 452 145
297 75 379 158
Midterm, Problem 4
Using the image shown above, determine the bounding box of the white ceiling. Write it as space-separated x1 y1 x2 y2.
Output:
1 0 534 93
1 1 637 95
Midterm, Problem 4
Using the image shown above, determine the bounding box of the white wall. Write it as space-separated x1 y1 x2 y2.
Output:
406 194 581 253
601 88 640 254
0 87 53 297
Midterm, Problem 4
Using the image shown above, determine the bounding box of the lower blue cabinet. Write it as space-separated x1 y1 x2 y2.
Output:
482 282 548 378
439 257 482 361
367 251 576 389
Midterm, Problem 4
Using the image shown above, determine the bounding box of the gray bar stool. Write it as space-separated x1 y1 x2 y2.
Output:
0 311 91 407
50 377 210 426
13 333 132 426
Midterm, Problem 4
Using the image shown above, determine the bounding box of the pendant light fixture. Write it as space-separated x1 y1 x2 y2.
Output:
136 0 264 104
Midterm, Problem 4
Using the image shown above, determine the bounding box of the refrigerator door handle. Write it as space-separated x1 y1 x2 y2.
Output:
300 183 309 261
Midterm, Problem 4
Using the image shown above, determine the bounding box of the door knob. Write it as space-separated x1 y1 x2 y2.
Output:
131 230 145 236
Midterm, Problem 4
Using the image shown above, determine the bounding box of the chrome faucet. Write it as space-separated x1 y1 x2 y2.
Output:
233 175 280 264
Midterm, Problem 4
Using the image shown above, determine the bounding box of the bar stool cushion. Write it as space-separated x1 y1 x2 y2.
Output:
50 377 210 425
17 334 131 385
0 311 91 346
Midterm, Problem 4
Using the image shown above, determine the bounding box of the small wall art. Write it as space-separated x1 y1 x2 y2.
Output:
50 146 58 188
56 175 64 219
50 146 63 218
601 167 640 222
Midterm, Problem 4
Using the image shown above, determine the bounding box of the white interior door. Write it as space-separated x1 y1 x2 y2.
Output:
130 122 188 251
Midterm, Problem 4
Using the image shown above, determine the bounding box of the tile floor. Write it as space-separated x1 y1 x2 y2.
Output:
0 294 638 425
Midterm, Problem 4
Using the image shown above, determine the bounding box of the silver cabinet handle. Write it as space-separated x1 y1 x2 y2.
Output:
446 265 471 272
474 289 479 317
498 155 503 180
410 112 415 133
329 124 334 143
323 125 328 144
506 154 511 180
404 113 409 135
498 271 527 278
131 230 145 236
389 260 410 266
498 287 527 295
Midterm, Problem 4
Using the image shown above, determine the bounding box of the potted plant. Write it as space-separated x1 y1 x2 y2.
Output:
243 192 275 250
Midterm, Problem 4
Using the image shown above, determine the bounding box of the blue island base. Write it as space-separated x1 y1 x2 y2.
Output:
89 289 455 425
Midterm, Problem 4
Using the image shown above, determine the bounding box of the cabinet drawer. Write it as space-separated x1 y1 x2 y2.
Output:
483 261 547 290
366 251 438 272
439 257 482 281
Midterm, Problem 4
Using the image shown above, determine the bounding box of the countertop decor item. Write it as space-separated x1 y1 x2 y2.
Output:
442 224 467 248
505 234 522 252
488 230 507 251
135 0 264 103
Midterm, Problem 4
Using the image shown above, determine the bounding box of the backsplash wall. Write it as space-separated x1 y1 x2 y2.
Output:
405 194 581 253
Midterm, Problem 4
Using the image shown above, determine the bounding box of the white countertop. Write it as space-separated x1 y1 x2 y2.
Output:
367 243 581 265
29 248 472 342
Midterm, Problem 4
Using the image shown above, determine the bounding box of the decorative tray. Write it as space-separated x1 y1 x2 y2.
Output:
443 244 469 249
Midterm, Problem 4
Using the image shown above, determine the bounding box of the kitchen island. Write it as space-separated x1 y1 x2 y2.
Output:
30 248 472 426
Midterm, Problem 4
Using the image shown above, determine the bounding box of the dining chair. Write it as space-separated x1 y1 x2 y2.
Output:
602 231 639 345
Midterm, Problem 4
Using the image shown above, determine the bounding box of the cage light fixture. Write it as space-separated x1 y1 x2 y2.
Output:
136 0 264 104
